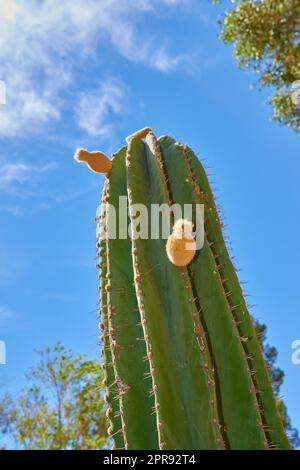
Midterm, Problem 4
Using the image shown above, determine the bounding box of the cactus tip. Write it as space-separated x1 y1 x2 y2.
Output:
126 127 152 144
74 148 112 173
74 148 88 162
166 218 196 267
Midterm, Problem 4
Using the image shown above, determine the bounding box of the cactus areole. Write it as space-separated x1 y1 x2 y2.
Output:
75 129 290 450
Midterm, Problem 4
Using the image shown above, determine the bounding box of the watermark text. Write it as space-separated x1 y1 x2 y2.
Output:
291 340 300 365
96 198 205 250
0 340 6 365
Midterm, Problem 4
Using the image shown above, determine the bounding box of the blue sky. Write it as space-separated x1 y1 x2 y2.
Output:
0 0 299 442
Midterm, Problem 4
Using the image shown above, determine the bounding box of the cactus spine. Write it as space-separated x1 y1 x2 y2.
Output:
89 130 290 450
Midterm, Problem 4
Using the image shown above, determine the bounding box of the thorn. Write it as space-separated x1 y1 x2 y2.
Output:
231 303 242 311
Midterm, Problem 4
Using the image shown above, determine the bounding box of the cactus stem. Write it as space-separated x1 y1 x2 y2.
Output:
94 132 291 450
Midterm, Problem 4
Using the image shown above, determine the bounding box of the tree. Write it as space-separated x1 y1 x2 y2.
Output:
254 319 300 448
0 342 108 449
216 0 300 131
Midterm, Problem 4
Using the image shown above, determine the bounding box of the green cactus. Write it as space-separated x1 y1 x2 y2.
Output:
87 129 290 450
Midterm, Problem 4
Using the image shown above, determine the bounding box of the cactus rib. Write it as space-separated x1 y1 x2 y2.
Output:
104 147 158 450
97 179 124 450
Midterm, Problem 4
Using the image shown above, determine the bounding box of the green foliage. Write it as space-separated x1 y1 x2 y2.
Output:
254 319 300 448
98 131 290 450
0 342 108 450
217 0 300 130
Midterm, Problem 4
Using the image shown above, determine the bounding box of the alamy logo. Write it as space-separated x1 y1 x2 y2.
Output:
291 340 300 365
0 340 6 365
96 198 205 251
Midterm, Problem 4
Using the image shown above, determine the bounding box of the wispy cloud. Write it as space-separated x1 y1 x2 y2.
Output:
0 157 60 215
77 79 127 138
0 0 191 139
0 161 59 185
0 305 14 322
50 185 98 204
159 0 186 5
150 49 184 73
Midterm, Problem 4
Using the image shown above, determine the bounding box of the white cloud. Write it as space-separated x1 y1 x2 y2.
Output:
0 161 59 185
150 49 184 72
0 0 16 20
77 79 126 138
0 0 189 138
0 305 14 321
